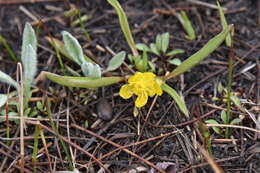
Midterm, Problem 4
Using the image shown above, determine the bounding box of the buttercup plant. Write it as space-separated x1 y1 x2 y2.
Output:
43 0 232 117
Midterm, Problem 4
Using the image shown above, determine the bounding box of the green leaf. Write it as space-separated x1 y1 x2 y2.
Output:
161 32 170 53
62 31 85 65
21 23 37 61
178 11 196 40
21 23 37 83
81 62 101 79
0 94 8 108
161 83 189 116
22 45 37 83
155 34 162 52
217 82 224 94
0 70 19 89
142 49 148 72
46 37 93 63
169 58 182 66
205 119 221 134
166 49 185 57
44 71 124 88
165 25 232 80
107 51 126 71
217 1 232 47
230 118 242 125
150 43 160 56
220 110 228 124
136 43 150 52
230 95 241 108
107 0 138 56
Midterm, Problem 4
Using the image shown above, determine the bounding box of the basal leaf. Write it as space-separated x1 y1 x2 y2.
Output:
44 71 124 88
136 43 150 52
166 49 185 57
21 23 37 62
22 44 37 83
107 51 126 71
81 62 101 79
46 37 93 63
62 31 85 65
161 32 170 53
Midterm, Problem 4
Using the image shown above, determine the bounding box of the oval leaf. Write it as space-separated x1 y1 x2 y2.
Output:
205 119 221 134
21 23 37 61
230 95 241 108
22 44 37 83
161 32 169 53
46 37 93 63
220 110 228 124
161 83 189 116
107 51 126 71
136 43 150 51
169 58 182 66
62 31 85 65
44 71 124 88
81 62 101 78
166 49 185 57
230 118 242 125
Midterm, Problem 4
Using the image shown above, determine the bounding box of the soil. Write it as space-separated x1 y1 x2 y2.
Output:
0 0 259 173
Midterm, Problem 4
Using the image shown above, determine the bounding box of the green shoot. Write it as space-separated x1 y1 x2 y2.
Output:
178 11 196 40
32 123 40 173
217 1 233 138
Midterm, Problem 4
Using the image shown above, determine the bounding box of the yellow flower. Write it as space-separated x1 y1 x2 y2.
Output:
119 72 163 107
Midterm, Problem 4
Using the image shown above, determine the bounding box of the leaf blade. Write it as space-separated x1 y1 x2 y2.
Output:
44 71 124 88
107 51 126 71
165 25 232 80
161 83 189 116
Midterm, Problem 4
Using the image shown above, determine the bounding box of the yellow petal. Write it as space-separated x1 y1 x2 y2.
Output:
154 83 163 96
135 92 148 108
128 72 142 83
143 72 156 80
119 84 133 99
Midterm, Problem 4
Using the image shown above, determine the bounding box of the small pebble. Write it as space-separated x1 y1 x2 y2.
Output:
97 98 112 121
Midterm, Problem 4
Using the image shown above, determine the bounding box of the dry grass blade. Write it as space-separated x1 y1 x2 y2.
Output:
17 63 25 173
206 124 260 134
199 145 225 173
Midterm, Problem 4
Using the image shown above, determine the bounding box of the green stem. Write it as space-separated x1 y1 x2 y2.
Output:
32 124 40 173
225 47 233 138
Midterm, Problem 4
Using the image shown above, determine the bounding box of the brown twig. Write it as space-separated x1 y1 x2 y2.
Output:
85 129 180 167
26 121 111 173
0 0 65 5
71 123 166 173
